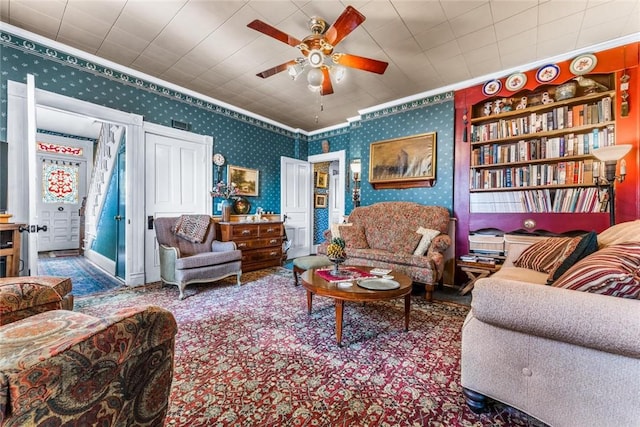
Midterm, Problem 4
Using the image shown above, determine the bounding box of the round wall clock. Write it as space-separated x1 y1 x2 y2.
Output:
213 153 225 166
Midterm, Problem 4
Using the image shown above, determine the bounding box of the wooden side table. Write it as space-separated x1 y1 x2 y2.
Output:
457 261 501 296
0 223 26 277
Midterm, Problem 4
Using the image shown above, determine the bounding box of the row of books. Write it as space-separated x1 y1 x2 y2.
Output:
471 128 615 166
471 97 612 142
469 188 608 213
470 159 597 189
459 254 502 266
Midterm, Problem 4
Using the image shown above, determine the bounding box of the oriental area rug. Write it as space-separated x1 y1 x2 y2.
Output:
76 267 545 427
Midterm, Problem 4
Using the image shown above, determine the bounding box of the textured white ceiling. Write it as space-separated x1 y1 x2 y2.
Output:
2 0 639 132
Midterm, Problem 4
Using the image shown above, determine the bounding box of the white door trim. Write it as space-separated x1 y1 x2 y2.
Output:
307 150 346 252
7 80 145 284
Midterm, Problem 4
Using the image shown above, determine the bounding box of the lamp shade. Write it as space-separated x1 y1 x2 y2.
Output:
350 159 361 174
592 144 632 162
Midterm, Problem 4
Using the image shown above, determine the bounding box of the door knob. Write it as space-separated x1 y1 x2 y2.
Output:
114 215 123 221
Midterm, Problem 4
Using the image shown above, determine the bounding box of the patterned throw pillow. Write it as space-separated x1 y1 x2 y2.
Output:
553 242 640 298
389 230 424 255
413 227 441 256
514 236 575 273
547 231 598 283
339 225 369 249
172 215 210 243
331 222 352 239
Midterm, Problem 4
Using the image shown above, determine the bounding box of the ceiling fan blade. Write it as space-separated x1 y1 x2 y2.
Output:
321 66 334 95
256 60 297 78
247 20 302 47
334 53 388 74
325 6 366 47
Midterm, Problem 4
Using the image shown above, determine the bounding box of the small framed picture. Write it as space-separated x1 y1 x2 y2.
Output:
228 165 259 196
314 193 327 208
315 171 328 188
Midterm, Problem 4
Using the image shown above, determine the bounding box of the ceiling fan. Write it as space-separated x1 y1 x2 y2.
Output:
247 5 389 96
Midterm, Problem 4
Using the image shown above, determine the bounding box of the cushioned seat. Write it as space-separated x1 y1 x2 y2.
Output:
155 216 242 300
292 255 332 285
0 276 73 326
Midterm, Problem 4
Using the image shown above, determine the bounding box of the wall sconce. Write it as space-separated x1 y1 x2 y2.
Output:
350 159 361 207
592 144 632 226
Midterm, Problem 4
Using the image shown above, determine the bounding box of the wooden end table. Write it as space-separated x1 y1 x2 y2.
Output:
457 260 501 296
300 266 412 346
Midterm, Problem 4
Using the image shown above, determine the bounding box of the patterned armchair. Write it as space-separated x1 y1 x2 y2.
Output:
154 216 242 300
0 305 177 426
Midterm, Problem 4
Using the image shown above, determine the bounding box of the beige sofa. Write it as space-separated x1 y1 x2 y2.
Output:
318 202 452 301
461 220 640 427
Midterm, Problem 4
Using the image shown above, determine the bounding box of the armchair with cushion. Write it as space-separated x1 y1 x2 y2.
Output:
154 215 242 299
0 305 178 426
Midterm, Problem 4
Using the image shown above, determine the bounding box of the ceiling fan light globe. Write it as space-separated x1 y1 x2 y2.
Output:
287 63 303 80
308 49 324 67
307 68 324 87
333 65 346 83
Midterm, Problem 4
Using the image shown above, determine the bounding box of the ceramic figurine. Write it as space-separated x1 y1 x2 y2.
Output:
516 96 528 110
483 102 492 116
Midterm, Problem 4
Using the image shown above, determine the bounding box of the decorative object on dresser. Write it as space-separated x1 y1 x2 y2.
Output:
369 133 436 189
219 221 284 272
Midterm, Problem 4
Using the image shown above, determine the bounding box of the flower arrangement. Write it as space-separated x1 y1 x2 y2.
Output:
210 181 239 200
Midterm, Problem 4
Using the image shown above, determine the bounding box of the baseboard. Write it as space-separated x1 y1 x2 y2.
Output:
84 249 116 275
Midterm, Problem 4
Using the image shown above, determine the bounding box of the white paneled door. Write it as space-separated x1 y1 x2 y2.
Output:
280 156 311 259
37 156 87 251
144 125 212 283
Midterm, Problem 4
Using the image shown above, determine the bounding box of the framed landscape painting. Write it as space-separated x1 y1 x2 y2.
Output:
228 165 259 196
369 132 436 189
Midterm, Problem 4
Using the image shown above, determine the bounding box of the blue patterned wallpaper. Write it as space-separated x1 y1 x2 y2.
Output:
0 31 302 214
1 29 454 222
307 95 455 215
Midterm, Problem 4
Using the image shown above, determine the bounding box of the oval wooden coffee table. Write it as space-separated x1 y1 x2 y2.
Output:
301 266 412 346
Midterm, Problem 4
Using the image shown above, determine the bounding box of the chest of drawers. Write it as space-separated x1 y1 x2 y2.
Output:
218 221 283 272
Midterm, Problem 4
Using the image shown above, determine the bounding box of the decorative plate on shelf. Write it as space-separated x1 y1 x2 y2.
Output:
233 197 251 214
505 72 527 91
482 79 502 96
570 54 597 75
536 64 560 83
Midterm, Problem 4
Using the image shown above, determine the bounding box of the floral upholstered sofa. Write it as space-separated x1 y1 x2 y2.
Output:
461 220 640 427
318 202 452 301
0 290 178 426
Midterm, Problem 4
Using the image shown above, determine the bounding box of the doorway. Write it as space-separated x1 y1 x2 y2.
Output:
6 80 146 285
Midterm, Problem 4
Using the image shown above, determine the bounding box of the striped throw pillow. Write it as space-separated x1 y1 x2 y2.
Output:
553 242 640 298
514 237 576 273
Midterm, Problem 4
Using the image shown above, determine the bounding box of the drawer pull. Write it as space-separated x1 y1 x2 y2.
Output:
269 239 278 244
238 243 248 248
267 228 274 232
270 252 278 257
242 229 251 235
